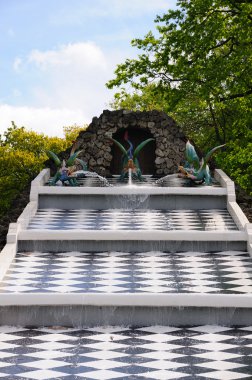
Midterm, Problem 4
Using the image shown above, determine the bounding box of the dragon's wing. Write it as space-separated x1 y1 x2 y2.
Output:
185 141 200 169
133 138 154 159
46 150 61 167
66 150 82 167
108 137 128 157
75 158 88 170
204 144 225 163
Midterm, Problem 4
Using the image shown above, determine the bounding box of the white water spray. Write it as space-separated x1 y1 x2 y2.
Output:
128 168 132 187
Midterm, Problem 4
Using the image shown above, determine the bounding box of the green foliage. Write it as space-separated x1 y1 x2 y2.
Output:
215 129 252 195
0 122 66 157
63 124 87 144
108 0 252 103
0 147 42 212
110 84 171 112
107 0 252 193
0 123 86 214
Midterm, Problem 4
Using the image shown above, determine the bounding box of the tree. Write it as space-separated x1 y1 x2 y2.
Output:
63 124 88 145
107 0 252 143
110 84 171 112
0 123 86 213
107 0 252 193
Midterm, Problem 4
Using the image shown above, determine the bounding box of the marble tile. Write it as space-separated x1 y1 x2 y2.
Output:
0 325 251 379
1 251 252 294
27 208 237 231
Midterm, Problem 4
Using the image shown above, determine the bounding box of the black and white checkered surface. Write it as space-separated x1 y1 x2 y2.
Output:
1 251 252 294
27 209 237 231
0 325 251 379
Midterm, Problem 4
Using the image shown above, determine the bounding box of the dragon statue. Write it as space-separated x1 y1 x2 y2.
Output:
108 131 154 181
47 142 111 186
178 140 225 185
47 141 86 186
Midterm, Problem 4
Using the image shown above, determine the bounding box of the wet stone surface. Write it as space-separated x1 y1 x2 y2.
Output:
28 209 237 231
0 251 252 294
0 325 251 379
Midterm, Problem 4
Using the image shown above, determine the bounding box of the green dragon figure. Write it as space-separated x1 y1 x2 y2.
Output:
178 141 225 185
46 142 87 186
108 131 154 181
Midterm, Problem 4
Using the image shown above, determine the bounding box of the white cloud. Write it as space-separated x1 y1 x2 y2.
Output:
13 57 22 72
1 2 178 138
28 42 107 71
7 41 130 135
0 104 88 137
10 41 121 127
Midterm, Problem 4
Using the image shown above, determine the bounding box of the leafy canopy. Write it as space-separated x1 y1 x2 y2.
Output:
0 123 86 213
107 0 252 104
107 0 252 194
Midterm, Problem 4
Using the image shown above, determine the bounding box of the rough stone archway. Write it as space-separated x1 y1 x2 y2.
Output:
75 109 187 177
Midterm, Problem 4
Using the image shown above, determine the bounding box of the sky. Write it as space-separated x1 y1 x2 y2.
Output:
0 0 177 137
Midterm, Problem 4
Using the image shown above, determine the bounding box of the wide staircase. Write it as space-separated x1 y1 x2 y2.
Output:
0 168 251 379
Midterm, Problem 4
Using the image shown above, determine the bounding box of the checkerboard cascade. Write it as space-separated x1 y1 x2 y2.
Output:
1 251 252 294
1 168 252 378
0 325 251 379
27 209 238 231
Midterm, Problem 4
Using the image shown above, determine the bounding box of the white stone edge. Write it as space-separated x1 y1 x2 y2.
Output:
0 242 17 283
0 293 252 308
0 199 39 282
36 185 227 196
0 220 20 282
246 223 252 257
215 169 252 255
17 201 38 230
18 229 247 241
30 168 50 201
214 169 236 202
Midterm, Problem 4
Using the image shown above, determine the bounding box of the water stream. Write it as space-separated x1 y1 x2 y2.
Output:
128 168 132 187
73 170 111 187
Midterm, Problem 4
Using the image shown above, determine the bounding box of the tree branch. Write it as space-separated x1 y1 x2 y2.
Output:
220 88 252 101
209 37 233 51
231 0 252 4
208 102 224 144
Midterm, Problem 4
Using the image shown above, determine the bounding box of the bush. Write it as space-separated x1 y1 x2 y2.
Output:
215 131 252 195
0 123 85 215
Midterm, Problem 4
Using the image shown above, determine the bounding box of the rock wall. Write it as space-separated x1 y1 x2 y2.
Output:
76 109 187 176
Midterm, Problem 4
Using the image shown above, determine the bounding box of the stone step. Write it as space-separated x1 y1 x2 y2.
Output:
18 230 247 253
18 207 247 253
0 325 252 379
38 192 227 210
27 208 238 231
1 251 252 326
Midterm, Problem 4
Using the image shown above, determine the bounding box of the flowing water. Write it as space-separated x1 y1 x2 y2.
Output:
73 170 111 187
128 168 132 186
